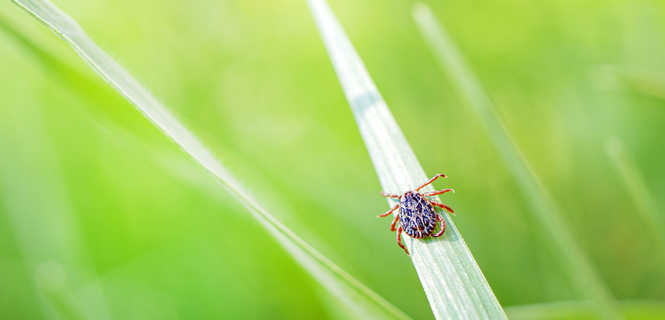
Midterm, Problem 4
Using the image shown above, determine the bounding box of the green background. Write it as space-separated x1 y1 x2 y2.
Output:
1 0 665 319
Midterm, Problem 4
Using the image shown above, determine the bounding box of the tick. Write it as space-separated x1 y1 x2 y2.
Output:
378 173 454 255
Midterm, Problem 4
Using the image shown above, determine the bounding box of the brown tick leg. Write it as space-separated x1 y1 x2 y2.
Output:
381 192 401 199
397 226 409 255
429 200 455 214
423 188 454 197
390 214 400 231
378 203 399 218
415 173 447 192
433 214 446 237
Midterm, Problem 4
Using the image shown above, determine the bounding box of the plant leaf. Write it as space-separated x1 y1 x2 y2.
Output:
12 0 410 318
307 0 507 319
413 3 621 319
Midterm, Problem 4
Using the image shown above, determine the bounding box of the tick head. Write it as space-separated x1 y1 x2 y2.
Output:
403 191 414 197
401 191 416 204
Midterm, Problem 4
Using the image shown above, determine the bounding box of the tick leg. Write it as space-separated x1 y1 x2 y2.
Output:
415 173 447 192
378 203 400 218
433 214 446 237
429 200 455 214
381 192 401 199
397 226 409 255
390 214 400 231
423 188 454 197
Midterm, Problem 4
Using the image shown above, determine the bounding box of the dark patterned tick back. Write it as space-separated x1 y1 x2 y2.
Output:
378 174 455 255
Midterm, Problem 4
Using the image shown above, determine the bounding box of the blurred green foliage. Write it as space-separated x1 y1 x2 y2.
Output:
1 0 665 319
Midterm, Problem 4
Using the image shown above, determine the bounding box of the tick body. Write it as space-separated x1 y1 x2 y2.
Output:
378 174 454 255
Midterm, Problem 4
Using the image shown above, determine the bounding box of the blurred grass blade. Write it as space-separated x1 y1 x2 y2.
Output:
308 0 507 319
506 301 597 320
12 0 410 318
413 3 621 319
506 300 665 320
619 70 665 102
606 138 665 248
0 15 151 133
155 154 401 320
0 103 111 319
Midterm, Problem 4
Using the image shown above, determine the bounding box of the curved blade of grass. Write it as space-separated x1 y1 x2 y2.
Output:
0 14 150 133
307 0 506 319
413 3 621 319
12 0 410 318
606 137 665 249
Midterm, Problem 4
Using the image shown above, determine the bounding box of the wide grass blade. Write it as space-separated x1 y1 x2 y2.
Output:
308 0 507 319
413 3 621 319
12 0 410 318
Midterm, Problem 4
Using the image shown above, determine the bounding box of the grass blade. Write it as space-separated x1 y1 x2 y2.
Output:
506 300 665 320
0 104 111 319
606 137 665 248
413 3 621 319
308 0 507 319
620 70 665 102
12 0 410 318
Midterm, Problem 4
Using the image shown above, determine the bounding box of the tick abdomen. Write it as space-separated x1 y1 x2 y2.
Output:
378 174 453 254
399 192 437 238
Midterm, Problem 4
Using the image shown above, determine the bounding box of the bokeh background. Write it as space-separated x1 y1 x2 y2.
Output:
1 0 665 319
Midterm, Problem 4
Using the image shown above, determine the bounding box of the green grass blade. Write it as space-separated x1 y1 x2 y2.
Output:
506 300 665 320
0 104 111 319
620 70 665 102
308 0 507 319
12 0 410 318
155 154 405 320
413 3 621 319
606 138 665 248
